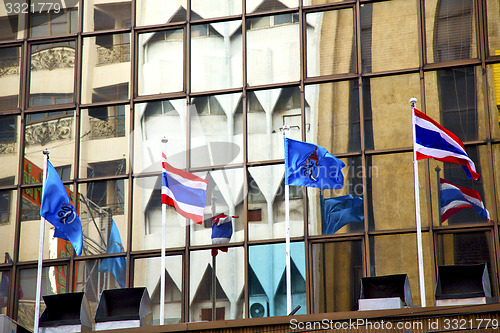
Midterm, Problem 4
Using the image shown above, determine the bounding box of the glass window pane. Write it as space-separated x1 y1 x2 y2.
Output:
190 248 244 321
487 0 500 56
248 242 305 317
308 157 365 236
191 21 242 92
134 255 182 325
23 110 75 184
364 73 420 150
17 265 68 330
248 164 304 241
29 41 75 107
81 34 131 104
0 190 17 260
425 0 477 63
190 93 243 168
84 0 131 32
0 46 21 111
431 145 493 226
436 231 497 299
486 64 500 139
78 180 128 253
370 233 433 307
75 258 127 317
247 0 298 13
247 87 301 162
306 9 354 77
132 175 186 251
80 106 129 178
190 168 244 246
138 30 184 96
0 115 20 184
247 14 299 86
312 240 363 313
191 0 242 19
360 0 419 73
29 4 78 38
305 81 360 154
425 67 487 142
133 99 187 173
136 0 187 27
367 152 429 231
19 184 77 261
0 2 26 41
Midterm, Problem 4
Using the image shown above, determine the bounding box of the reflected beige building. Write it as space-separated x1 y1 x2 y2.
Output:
0 0 499 331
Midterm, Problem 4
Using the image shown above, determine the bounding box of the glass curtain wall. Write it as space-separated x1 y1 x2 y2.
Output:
0 0 498 329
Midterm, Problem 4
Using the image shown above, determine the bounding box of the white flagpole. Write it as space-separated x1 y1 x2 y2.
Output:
34 149 49 333
160 137 168 325
410 98 426 307
283 124 292 315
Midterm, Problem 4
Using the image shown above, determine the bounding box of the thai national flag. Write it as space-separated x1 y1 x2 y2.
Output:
440 178 490 222
211 214 238 256
413 108 480 180
161 151 208 224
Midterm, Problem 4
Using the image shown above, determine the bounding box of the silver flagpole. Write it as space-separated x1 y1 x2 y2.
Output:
160 137 168 325
34 149 50 333
410 98 426 307
283 124 292 315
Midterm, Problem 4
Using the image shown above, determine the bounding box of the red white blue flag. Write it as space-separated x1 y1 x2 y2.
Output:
413 108 480 180
440 178 490 222
211 214 238 256
161 151 208 224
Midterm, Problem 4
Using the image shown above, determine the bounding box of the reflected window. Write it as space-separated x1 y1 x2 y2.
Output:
30 10 78 38
0 116 17 145
249 13 299 30
434 0 474 62
192 96 225 115
85 178 125 216
0 189 11 224
29 94 73 107
87 106 126 139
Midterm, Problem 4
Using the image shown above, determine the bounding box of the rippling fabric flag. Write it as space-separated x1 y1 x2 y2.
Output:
161 151 208 224
322 195 364 234
211 214 238 256
440 178 490 223
413 108 480 180
41 160 83 256
99 220 127 288
284 137 345 189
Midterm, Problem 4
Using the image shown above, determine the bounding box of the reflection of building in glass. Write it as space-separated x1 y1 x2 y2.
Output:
0 0 500 330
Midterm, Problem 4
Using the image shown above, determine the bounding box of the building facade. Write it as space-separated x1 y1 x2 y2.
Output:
0 0 499 330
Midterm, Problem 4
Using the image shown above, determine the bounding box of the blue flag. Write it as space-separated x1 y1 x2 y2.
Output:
284 137 345 189
99 220 126 288
322 195 364 234
41 160 83 256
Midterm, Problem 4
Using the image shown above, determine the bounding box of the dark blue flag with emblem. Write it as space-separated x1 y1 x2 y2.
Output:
41 160 83 256
284 137 345 189
322 195 364 234
99 220 126 288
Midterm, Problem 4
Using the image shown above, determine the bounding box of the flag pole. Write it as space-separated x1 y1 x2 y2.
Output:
283 124 292 315
410 98 426 307
160 137 168 326
211 195 217 321
435 166 442 226
34 149 49 333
